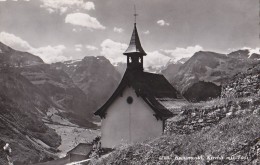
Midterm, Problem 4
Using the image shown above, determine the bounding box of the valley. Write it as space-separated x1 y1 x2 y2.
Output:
0 41 259 164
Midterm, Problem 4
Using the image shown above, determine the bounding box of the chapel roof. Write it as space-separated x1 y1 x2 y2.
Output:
94 69 184 120
123 23 147 56
67 143 92 156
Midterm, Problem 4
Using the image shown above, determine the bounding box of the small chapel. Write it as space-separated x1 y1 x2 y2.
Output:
94 16 183 148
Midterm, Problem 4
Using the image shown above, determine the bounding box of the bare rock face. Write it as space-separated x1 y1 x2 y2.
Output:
0 42 43 67
19 64 96 121
227 49 250 59
163 50 259 98
0 42 96 164
0 42 62 164
52 56 121 114
222 62 260 98
0 69 61 165
161 61 183 81
249 53 260 60
113 62 127 76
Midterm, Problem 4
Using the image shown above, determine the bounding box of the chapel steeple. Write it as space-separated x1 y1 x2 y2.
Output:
123 6 146 71
94 7 184 149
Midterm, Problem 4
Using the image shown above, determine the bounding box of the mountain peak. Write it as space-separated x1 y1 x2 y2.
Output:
227 49 250 59
0 41 13 53
0 42 44 67
249 53 260 60
193 51 226 58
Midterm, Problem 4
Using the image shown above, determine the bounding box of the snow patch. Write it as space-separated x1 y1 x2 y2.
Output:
242 47 260 56
64 59 81 65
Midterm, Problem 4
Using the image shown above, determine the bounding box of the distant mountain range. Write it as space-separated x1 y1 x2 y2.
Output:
114 49 259 102
0 42 43 67
0 42 120 164
0 68 61 164
163 50 260 100
114 57 190 76
52 56 121 115
0 41 259 164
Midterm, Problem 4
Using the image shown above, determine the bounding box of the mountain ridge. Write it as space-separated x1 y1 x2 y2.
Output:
52 56 121 113
164 50 259 95
0 42 44 67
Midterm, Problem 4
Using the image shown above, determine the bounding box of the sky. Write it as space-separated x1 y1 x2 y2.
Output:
0 0 259 67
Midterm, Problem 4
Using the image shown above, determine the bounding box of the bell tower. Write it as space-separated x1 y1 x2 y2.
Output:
123 6 147 71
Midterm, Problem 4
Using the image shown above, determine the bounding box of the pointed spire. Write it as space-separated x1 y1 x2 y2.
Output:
123 6 146 56
123 24 147 56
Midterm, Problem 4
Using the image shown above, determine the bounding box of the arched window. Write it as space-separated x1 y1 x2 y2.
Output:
129 57 132 63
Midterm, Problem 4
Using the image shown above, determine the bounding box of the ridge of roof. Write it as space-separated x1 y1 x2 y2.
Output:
94 69 183 119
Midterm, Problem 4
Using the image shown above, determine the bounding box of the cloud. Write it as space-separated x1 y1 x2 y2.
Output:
144 51 171 68
157 20 170 26
0 31 69 63
143 30 150 35
40 0 94 14
160 45 203 61
0 31 31 51
242 47 260 55
99 38 203 67
100 39 127 64
113 27 124 33
72 28 82 32
86 45 98 51
65 13 105 30
74 44 82 52
30 45 68 63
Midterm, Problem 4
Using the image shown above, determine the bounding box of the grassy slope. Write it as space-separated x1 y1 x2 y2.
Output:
91 96 260 165
0 95 61 165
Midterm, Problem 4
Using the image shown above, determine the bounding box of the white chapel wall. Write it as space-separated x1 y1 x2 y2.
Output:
101 87 163 148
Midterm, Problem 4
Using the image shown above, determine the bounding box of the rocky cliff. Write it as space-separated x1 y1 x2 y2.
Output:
0 42 43 67
163 50 259 102
222 62 260 98
0 69 61 165
52 56 121 114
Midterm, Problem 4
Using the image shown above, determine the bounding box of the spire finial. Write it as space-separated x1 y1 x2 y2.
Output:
134 5 138 24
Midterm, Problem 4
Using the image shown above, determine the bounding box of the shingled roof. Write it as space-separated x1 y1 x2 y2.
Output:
94 69 184 120
67 143 92 156
123 23 147 56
